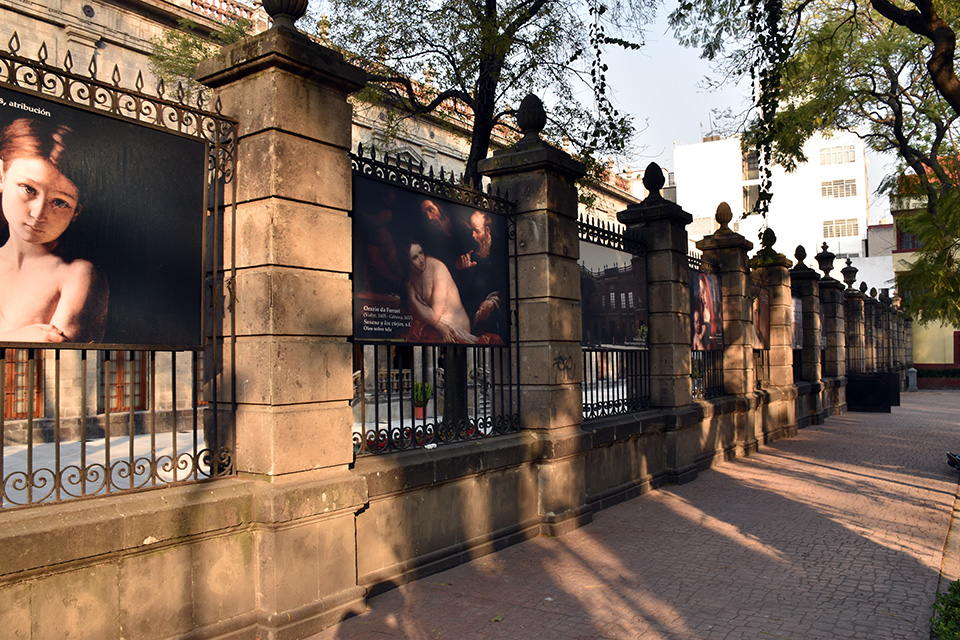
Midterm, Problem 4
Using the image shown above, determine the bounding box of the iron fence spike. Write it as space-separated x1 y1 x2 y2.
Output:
8 32 20 54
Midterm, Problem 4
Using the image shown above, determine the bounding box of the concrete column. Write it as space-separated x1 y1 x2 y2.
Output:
479 95 589 535
618 163 693 409
697 203 754 396
197 26 366 477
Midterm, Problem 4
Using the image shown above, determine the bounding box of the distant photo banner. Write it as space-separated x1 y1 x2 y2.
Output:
352 174 510 345
578 240 648 348
691 270 723 350
0 86 206 348
751 284 770 350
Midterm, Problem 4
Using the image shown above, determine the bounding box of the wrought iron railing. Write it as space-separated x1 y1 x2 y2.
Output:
582 347 650 418
1 349 223 508
692 349 724 399
352 344 519 454
577 214 651 419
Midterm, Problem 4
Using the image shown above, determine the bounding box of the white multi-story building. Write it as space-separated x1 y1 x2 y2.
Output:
674 132 870 261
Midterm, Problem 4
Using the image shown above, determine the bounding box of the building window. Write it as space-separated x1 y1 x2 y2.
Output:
628 291 635 308
99 351 148 413
897 227 923 251
820 145 856 165
743 184 760 213
821 179 857 198
742 150 759 181
609 292 616 309
620 292 627 309
4 349 43 420
823 218 859 238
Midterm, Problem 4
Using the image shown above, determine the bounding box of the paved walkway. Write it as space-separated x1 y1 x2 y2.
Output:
310 391 960 640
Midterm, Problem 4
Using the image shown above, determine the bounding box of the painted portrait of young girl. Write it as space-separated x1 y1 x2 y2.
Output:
0 117 108 343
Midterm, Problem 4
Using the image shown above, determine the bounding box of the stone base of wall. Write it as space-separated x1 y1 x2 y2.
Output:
1 385 841 640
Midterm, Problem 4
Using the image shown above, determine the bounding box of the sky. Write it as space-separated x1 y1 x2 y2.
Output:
601 11 897 225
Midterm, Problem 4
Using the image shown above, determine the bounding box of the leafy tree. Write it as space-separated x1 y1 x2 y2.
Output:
150 17 252 100
308 0 652 187
670 0 960 324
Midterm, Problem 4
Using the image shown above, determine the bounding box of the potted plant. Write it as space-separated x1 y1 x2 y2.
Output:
413 382 433 419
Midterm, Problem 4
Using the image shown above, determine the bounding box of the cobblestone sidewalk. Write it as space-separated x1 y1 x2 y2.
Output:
308 391 960 640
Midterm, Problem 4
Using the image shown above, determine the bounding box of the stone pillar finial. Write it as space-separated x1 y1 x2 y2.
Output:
815 242 836 279
262 0 308 30
643 161 666 197
794 245 807 266
715 202 733 232
516 94 547 140
870 287 877 298
859 281 868 294
841 258 858 290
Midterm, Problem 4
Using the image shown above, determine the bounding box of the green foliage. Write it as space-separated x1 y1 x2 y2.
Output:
413 382 433 407
149 17 252 98
933 579 960 640
896 186 960 326
309 0 652 185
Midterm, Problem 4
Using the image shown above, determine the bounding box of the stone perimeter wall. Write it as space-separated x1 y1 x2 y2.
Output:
0 17 897 640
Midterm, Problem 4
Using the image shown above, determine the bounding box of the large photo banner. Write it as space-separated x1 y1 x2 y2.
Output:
0 86 206 348
691 270 723 350
353 174 509 345
579 241 648 348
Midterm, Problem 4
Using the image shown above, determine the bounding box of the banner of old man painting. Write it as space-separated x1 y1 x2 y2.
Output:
352 174 509 346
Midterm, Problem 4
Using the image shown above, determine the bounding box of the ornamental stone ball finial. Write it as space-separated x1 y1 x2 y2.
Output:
761 227 777 249
516 94 547 139
841 257 858 290
859 281 868 294
262 0 308 29
643 162 665 197
870 287 877 298
795 245 807 264
715 202 733 232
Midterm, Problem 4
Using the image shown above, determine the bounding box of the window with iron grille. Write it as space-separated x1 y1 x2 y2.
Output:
821 179 858 198
819 145 856 165
98 351 148 413
3 349 43 420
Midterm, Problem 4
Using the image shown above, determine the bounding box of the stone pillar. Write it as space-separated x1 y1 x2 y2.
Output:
196 20 369 636
896 311 906 368
479 95 588 535
751 231 793 388
197 26 365 477
814 244 845 379
697 203 754 396
790 247 822 383
619 164 693 409
843 288 865 373
864 288 878 372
